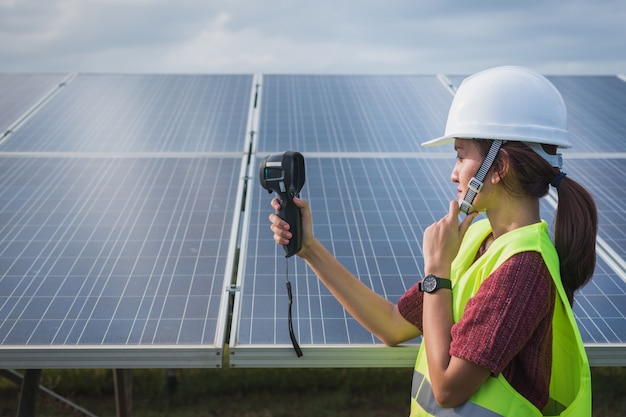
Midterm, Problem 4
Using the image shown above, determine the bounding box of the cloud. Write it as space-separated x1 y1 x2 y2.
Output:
0 0 625 74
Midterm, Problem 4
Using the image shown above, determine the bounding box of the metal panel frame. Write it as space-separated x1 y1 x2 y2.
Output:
229 343 626 368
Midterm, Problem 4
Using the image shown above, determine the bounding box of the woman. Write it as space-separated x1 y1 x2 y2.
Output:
268 66 596 416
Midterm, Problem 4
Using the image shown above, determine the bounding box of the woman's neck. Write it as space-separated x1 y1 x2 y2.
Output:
486 196 541 239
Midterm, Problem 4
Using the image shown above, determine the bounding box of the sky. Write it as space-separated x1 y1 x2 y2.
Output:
1 0 625 75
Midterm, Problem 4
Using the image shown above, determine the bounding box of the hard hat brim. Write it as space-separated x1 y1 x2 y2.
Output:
421 135 455 147
422 132 572 148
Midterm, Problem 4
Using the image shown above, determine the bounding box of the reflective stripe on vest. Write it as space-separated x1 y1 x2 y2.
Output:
412 370 503 417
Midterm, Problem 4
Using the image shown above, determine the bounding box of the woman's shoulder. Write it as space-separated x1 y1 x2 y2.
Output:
488 251 556 301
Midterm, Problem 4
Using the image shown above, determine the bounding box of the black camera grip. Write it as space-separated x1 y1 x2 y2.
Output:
278 194 302 257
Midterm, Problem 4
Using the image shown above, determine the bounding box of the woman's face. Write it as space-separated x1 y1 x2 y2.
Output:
451 139 495 213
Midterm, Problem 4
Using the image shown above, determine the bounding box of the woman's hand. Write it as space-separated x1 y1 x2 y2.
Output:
423 200 478 277
269 196 314 257
422 201 488 407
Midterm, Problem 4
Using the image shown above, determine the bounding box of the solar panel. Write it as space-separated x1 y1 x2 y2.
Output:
0 73 68 134
0 155 245 368
257 75 454 154
0 74 254 153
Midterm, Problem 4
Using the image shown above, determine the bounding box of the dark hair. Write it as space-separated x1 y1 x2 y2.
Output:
476 140 598 305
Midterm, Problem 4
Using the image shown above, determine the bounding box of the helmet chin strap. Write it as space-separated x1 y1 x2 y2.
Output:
459 140 504 214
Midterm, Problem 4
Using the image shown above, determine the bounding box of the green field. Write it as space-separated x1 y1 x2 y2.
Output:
1 366 624 416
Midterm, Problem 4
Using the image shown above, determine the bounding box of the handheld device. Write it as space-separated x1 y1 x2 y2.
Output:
259 151 305 257
259 151 306 357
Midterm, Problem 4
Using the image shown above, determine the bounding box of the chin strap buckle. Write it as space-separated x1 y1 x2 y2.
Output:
459 199 475 214
467 177 484 194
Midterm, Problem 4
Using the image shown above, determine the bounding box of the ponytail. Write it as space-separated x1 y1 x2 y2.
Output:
553 177 598 305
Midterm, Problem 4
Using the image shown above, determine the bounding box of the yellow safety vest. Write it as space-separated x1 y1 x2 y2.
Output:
410 219 591 416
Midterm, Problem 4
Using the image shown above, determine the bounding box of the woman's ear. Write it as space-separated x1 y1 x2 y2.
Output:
491 153 510 185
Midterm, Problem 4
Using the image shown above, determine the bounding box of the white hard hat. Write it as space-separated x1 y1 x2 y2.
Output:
423 66 571 148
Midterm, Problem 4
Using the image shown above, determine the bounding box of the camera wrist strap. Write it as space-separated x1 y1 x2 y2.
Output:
285 257 303 357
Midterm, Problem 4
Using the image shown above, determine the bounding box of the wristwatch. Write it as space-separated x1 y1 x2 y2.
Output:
418 274 452 293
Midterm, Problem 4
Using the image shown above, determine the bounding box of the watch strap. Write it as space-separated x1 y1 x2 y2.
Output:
436 276 452 290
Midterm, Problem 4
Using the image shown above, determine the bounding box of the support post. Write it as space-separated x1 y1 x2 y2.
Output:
16 369 42 417
113 369 132 417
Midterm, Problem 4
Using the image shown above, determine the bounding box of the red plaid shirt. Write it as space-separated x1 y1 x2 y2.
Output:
398 250 555 410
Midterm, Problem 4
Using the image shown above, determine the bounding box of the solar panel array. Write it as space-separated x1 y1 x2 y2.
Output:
1 72 625 370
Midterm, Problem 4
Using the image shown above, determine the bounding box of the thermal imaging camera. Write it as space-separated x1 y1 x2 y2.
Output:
259 151 305 258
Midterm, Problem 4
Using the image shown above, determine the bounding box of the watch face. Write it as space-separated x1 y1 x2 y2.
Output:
423 276 437 292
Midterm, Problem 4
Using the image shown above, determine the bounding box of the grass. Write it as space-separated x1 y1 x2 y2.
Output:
1 367 624 416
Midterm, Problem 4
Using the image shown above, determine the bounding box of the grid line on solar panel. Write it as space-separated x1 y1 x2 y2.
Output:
0 74 69 134
257 75 454 153
0 156 240 347
0 74 253 153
